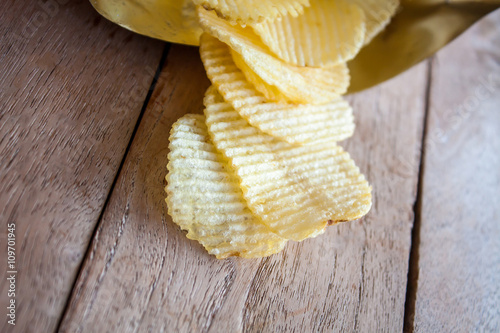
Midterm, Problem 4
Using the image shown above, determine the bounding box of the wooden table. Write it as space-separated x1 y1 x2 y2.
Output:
1 1 499 332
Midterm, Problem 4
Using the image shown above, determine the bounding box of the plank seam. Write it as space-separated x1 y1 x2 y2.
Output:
403 57 434 333
54 42 171 333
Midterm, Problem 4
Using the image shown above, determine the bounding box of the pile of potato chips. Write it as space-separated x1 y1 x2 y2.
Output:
165 0 399 258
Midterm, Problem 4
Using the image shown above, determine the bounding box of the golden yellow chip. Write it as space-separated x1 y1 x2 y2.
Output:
351 0 400 45
165 114 287 259
229 46 349 104
251 0 366 67
200 35 354 145
197 8 348 104
203 87 372 242
193 0 309 23
230 48 288 103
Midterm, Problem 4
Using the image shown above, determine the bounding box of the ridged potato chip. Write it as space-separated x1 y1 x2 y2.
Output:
166 114 287 259
199 35 355 145
197 7 348 104
230 48 288 103
251 0 366 67
352 0 400 45
193 0 309 24
204 87 372 242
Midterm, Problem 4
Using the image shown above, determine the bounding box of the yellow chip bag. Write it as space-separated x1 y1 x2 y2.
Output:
199 34 355 145
166 114 287 259
204 87 372 242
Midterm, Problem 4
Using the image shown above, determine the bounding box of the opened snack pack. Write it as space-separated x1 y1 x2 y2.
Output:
89 0 500 258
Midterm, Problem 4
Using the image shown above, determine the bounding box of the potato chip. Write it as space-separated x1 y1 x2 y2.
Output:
251 0 366 67
193 0 309 24
199 34 354 145
230 48 288 103
166 114 287 259
351 0 400 45
203 87 372 242
197 8 348 104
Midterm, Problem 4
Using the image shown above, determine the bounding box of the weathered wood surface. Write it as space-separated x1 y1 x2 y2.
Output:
59 41 429 331
59 44 213 332
0 0 164 332
2 3 499 331
409 11 500 332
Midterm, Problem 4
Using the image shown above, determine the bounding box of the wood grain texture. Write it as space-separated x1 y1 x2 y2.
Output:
411 11 500 332
60 44 429 331
0 0 164 332
59 44 214 332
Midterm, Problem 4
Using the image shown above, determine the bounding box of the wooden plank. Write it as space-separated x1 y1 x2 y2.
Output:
59 44 213 332
60 43 429 331
410 11 500 332
0 1 164 331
